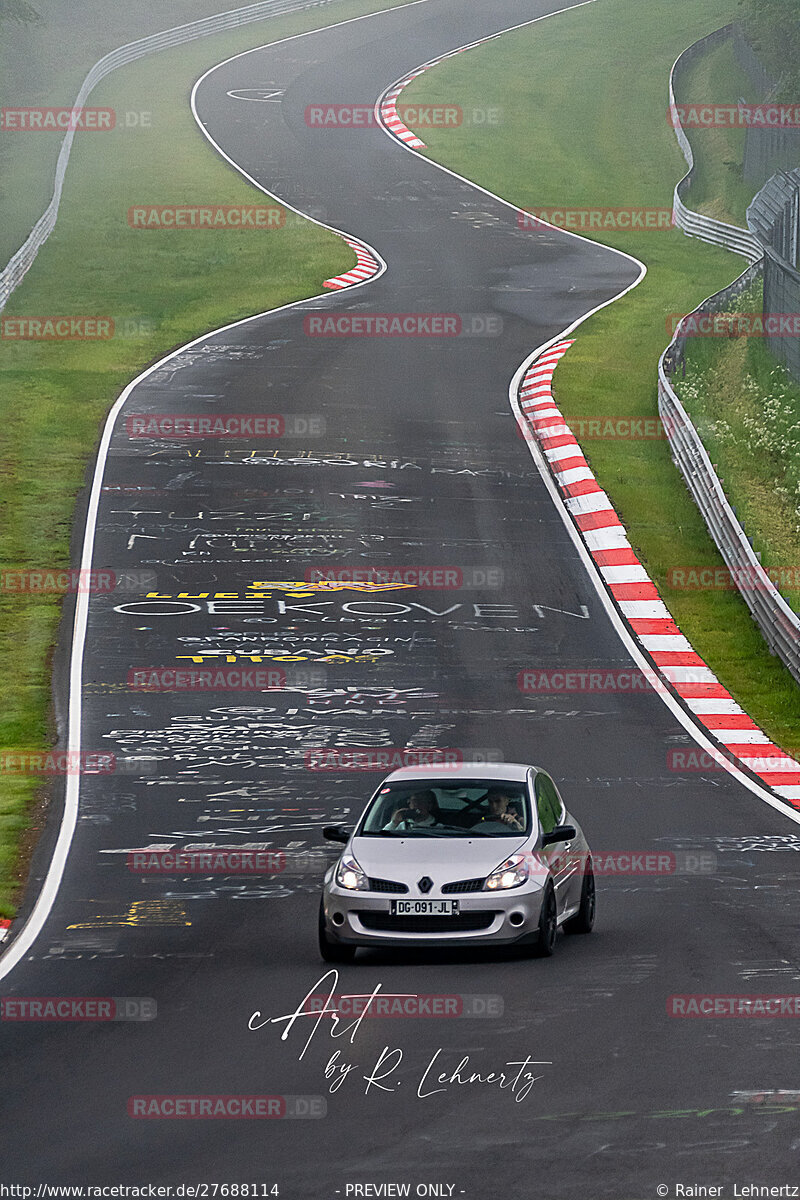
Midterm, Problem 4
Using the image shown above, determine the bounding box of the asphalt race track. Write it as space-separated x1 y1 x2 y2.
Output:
3 0 800 1194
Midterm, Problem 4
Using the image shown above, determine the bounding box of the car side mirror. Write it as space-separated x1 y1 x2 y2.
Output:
540 823 576 848
323 824 352 844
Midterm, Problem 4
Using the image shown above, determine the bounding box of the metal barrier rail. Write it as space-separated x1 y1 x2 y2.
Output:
0 0 338 311
658 259 800 684
669 24 763 264
658 27 800 683
747 168 800 263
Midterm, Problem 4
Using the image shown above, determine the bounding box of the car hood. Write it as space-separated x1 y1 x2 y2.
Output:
350 834 529 881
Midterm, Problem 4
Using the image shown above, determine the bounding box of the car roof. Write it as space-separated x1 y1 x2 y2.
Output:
383 762 536 784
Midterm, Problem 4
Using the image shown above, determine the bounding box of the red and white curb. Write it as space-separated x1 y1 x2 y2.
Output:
323 235 381 290
379 69 429 149
0 919 11 943
377 38 484 152
521 340 800 806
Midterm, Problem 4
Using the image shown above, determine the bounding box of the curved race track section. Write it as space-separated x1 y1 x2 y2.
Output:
3 1 800 1195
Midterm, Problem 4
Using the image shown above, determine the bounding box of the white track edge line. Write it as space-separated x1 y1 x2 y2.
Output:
509 358 800 823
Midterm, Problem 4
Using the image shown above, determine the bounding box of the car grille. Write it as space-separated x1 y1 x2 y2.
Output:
367 877 409 894
441 877 485 894
357 912 496 933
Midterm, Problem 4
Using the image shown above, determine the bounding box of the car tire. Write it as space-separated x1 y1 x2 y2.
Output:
531 882 557 957
318 900 357 963
564 865 596 934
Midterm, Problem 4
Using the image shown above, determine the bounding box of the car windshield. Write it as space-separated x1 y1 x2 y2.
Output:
359 780 532 837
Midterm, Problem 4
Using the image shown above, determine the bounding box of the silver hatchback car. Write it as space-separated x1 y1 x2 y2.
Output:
319 762 594 962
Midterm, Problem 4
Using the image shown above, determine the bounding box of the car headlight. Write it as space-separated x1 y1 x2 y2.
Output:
485 854 529 891
335 853 369 891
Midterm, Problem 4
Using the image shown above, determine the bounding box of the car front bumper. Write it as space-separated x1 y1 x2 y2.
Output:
321 884 546 948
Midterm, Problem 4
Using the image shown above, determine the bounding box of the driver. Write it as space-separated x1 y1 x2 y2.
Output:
383 789 440 831
472 788 524 831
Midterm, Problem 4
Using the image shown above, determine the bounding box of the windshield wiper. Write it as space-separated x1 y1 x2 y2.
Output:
396 828 458 838
363 829 460 837
402 827 503 838
364 827 524 838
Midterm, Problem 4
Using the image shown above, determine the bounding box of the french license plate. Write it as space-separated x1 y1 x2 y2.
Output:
391 899 459 916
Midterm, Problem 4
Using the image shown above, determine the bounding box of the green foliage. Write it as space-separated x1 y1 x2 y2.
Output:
741 0 800 97
677 280 800 612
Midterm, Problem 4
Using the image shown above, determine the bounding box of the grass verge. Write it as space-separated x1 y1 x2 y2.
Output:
0 0 268 262
675 34 759 226
402 0 800 753
0 0 417 262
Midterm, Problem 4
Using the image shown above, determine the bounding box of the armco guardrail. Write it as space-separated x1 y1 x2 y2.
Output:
658 262 800 685
0 0 338 312
669 24 763 264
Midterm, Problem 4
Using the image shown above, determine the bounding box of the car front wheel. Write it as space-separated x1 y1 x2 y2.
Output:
564 865 595 934
531 883 557 957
